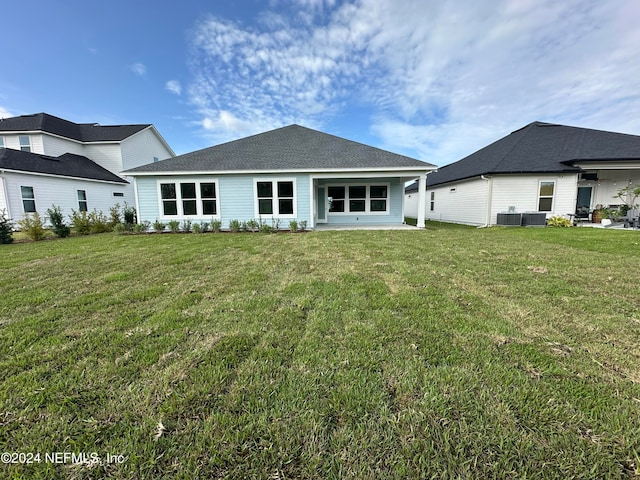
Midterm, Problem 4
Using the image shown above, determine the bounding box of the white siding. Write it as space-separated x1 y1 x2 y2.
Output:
1 133 45 154
490 174 578 223
120 128 173 171
41 134 85 156
83 143 123 176
0 177 7 215
2 171 132 223
425 178 489 226
586 169 640 208
404 190 419 218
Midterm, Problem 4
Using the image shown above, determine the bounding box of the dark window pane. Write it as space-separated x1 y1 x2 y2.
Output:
77 190 87 201
349 186 366 199
163 200 177 216
201 183 216 198
79 201 88 212
23 200 36 213
202 200 217 215
181 183 196 199
371 200 387 212
329 199 344 212
279 199 294 215
160 183 176 199
259 198 273 215
328 186 345 199
350 200 366 212
538 198 553 211
257 182 272 198
183 200 197 215
278 181 294 198
21 186 34 199
370 185 387 198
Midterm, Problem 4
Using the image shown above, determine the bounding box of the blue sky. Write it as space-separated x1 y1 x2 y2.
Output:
2 0 639 164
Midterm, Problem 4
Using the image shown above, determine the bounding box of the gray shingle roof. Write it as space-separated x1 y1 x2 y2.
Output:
124 124 434 174
418 122 640 189
0 148 128 183
0 113 150 142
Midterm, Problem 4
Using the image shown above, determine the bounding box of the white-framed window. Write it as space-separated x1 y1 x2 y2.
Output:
0 136 5 148
21 186 36 213
153 156 159 163
254 178 296 218
538 181 555 212
19 135 31 152
430 191 435 211
77 190 88 211
327 183 390 214
158 179 219 218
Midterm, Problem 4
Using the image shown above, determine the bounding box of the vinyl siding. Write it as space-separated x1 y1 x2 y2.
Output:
425 178 489 226
1 134 44 154
41 134 85 156
317 177 404 225
121 128 173 172
3 171 132 223
83 144 123 176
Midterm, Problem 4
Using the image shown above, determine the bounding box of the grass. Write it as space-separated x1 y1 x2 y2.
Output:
1 223 639 479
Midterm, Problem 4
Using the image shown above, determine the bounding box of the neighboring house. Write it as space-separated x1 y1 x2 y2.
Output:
0 112 174 222
405 121 640 226
124 124 435 229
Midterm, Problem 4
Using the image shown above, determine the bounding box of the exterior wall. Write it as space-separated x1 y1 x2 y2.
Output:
135 174 312 228
423 177 489 226
120 128 173 172
490 174 578 223
1 133 45 154
41 134 85 156
2 171 131 223
316 177 404 225
83 144 123 176
583 169 640 208
404 188 419 219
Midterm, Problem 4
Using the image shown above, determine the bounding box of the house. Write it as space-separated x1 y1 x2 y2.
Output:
405 121 640 226
0 113 174 222
124 124 435 229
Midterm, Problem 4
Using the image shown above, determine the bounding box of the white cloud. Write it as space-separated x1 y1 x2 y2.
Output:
186 0 640 164
130 62 147 76
166 80 182 95
0 106 13 119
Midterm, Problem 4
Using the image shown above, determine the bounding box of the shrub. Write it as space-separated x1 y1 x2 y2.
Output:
547 216 572 227
289 220 298 232
133 221 151 234
272 217 281 232
89 210 111 233
0 209 14 244
123 203 136 226
113 223 128 235
153 219 165 233
247 219 259 232
211 219 222 233
229 219 241 232
200 222 210 233
192 222 203 234
299 220 307 232
46 205 71 238
182 219 192 233
70 210 91 235
18 212 47 241
167 220 180 233
109 203 122 228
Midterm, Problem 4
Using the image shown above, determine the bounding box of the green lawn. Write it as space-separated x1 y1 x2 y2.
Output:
1 224 639 479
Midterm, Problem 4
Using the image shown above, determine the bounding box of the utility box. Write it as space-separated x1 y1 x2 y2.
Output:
521 212 547 227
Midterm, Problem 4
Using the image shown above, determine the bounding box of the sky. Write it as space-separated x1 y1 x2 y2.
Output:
2 0 639 165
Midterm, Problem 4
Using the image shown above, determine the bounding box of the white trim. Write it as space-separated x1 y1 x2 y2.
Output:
417 177 426 228
156 177 221 219
537 180 556 212
309 177 316 228
133 177 141 224
253 177 297 219
326 182 391 216
125 167 433 177
0 168 128 185
1 175 11 218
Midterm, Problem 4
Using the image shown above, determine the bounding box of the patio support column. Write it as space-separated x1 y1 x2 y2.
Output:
417 174 426 228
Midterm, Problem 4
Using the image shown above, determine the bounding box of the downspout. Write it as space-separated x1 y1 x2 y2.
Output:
478 175 493 228
0 172 10 219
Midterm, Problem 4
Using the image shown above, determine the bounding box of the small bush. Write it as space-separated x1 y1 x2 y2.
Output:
70 210 91 235
201 222 210 233
47 205 71 238
272 218 281 232
153 219 165 233
167 220 180 233
299 220 307 232
133 221 151 234
0 209 14 244
247 219 259 232
182 219 192 232
192 223 203 234
109 203 122 228
113 223 128 235
123 203 136 226
289 220 298 232
89 210 111 234
18 212 47 241
229 219 241 233
211 219 222 233
547 216 572 227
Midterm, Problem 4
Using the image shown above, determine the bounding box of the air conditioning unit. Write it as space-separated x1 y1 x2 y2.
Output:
497 213 522 226
522 212 547 227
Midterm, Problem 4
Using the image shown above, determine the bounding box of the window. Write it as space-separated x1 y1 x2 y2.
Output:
21 186 36 213
0 136 4 148
153 156 159 163
113 192 124 197
159 180 218 217
77 190 88 212
19 135 31 152
255 179 295 217
328 184 389 214
430 191 435 211
538 181 555 211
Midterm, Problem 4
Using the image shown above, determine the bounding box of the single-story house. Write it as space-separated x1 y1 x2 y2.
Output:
0 149 129 221
405 121 640 226
0 112 174 222
124 124 435 229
